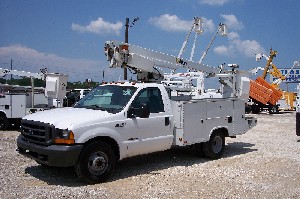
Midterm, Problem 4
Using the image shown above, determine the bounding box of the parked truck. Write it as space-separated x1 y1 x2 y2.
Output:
16 17 256 184
248 50 298 113
0 69 68 129
17 40 256 184
63 88 91 107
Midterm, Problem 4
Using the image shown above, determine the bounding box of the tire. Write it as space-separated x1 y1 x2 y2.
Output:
271 105 279 114
0 114 9 130
251 104 260 114
296 112 300 136
75 141 117 184
245 105 251 114
203 131 225 159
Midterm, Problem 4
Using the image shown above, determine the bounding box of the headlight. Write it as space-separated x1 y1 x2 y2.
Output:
54 129 75 145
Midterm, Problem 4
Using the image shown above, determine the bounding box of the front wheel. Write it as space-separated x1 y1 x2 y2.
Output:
75 141 117 184
203 131 225 159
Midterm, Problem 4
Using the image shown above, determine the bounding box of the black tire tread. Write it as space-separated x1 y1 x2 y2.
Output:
0 114 9 130
203 130 225 160
75 141 116 184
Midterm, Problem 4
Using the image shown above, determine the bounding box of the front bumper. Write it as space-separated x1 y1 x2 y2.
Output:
17 135 83 167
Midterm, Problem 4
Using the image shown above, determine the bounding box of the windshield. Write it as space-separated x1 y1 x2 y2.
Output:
74 85 137 113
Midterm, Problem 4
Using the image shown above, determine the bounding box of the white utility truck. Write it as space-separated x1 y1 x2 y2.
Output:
16 14 255 184
17 40 256 184
0 68 68 129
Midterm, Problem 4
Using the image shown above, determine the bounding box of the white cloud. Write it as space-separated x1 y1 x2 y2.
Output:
0 45 122 82
212 14 265 58
234 39 266 57
214 31 266 57
203 18 215 33
227 31 240 40
214 45 232 56
199 0 230 6
149 14 192 32
220 14 244 30
149 14 215 33
72 18 123 36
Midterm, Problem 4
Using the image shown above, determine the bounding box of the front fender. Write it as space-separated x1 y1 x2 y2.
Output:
75 126 126 159
76 126 121 143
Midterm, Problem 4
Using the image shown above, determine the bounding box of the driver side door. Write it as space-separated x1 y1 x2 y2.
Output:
124 87 173 157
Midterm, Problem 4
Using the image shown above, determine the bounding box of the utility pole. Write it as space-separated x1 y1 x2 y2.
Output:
123 17 139 80
10 59 13 80
124 18 129 80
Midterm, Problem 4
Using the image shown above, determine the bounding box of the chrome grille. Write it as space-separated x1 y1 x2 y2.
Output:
20 119 55 146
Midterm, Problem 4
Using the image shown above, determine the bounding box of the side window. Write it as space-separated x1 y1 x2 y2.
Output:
132 87 164 113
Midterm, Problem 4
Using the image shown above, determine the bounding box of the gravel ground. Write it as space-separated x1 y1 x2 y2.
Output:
0 112 299 199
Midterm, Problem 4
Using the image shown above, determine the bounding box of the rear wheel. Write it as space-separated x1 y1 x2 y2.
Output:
75 141 116 184
203 131 225 159
0 114 9 130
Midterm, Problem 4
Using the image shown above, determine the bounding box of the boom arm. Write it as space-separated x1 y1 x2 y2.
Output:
256 49 284 81
104 41 219 82
199 23 227 64
104 41 251 99
177 17 203 62
0 68 46 80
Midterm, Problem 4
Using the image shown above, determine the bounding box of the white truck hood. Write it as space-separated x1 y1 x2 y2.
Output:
23 107 112 129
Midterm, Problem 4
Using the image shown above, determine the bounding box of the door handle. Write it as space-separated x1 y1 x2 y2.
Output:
165 117 170 126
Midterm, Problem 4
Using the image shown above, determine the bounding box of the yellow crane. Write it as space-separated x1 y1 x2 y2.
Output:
250 49 296 113
260 49 286 87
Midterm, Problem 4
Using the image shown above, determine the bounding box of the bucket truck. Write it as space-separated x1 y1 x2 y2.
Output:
16 28 256 184
0 68 68 129
248 49 297 113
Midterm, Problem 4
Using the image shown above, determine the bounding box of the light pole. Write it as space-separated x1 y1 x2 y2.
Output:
124 18 129 80
123 17 139 80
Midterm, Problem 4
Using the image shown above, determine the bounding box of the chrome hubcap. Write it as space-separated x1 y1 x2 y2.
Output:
88 152 108 175
212 136 222 153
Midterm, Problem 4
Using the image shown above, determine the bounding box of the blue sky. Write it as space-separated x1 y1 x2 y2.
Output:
0 0 299 88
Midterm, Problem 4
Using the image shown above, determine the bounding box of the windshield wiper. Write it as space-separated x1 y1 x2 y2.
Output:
84 105 107 111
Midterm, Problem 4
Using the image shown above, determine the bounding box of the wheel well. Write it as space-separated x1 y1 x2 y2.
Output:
213 127 228 137
0 111 7 118
84 136 120 160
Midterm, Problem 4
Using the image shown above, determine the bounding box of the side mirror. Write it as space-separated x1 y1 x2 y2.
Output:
127 103 150 118
127 107 135 118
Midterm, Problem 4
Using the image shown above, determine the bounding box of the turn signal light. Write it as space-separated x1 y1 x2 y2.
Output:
54 131 75 145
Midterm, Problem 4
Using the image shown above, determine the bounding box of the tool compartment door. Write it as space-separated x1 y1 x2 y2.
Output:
182 100 207 144
12 94 26 118
182 99 234 145
233 99 249 135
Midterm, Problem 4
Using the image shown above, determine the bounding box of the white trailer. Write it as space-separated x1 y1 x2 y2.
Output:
0 69 68 129
0 85 48 129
